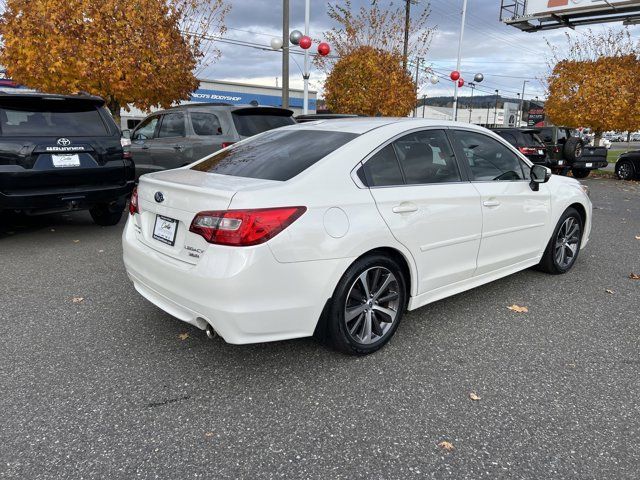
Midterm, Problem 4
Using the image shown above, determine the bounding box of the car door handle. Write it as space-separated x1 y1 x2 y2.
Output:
392 203 418 214
141 145 149 150
483 200 501 207
174 145 184 151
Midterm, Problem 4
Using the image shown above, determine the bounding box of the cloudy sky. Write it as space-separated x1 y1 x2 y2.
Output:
201 0 639 101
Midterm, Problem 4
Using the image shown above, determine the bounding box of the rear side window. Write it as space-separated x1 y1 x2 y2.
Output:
362 145 404 186
0 99 109 136
393 130 461 184
192 130 358 181
232 113 295 137
158 113 185 138
191 112 221 136
522 132 545 147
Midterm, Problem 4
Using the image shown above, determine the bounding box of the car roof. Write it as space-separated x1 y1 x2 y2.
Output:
278 118 496 135
0 91 105 105
151 104 293 116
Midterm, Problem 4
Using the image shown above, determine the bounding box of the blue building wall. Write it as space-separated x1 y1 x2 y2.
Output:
190 88 316 110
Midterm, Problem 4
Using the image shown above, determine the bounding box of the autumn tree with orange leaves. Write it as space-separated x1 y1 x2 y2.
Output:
324 46 416 116
0 0 229 122
546 28 640 143
318 1 435 117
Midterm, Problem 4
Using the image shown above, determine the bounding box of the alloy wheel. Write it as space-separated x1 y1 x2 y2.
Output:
554 217 581 269
344 267 400 345
618 162 632 180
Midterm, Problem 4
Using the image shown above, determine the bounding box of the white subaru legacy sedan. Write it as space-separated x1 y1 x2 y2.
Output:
123 119 591 355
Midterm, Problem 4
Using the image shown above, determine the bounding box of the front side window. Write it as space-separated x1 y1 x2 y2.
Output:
158 113 185 138
392 130 461 184
133 116 159 140
453 130 525 181
192 130 358 181
191 112 221 136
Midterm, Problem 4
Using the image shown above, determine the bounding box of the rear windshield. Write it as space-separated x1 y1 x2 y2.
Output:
521 132 545 147
192 130 358 181
0 99 110 137
232 113 295 137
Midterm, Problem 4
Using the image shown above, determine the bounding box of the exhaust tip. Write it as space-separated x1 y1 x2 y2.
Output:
205 324 217 340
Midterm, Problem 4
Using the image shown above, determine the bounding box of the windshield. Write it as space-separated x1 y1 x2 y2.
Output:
0 99 110 137
522 132 545 147
192 129 358 181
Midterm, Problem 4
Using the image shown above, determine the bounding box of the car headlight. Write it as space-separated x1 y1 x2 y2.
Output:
580 184 590 198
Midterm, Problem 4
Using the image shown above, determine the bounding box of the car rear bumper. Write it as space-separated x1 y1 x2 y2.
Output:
0 181 135 212
572 160 608 170
122 216 350 344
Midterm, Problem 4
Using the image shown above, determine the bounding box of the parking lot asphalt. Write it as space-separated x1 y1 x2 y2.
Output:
1 177 639 480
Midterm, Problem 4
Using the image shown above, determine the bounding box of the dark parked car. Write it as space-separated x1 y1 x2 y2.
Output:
129 104 295 177
491 128 548 165
615 150 640 180
538 126 607 179
0 92 134 225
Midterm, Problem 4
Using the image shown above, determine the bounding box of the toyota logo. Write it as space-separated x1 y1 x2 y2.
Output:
154 192 164 203
57 138 71 147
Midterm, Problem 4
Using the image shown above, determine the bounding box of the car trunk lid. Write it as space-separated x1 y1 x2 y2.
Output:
135 168 279 263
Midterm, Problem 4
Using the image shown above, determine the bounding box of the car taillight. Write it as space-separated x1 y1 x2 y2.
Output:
518 147 538 155
189 207 306 246
221 142 235 149
129 186 139 215
554 146 561 153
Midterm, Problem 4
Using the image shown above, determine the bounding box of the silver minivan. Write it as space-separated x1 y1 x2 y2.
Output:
129 104 295 178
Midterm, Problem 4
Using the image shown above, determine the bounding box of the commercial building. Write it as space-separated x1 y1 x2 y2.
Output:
121 78 317 129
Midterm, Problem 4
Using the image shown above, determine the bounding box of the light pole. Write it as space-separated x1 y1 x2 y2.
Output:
452 0 468 121
493 89 499 125
413 57 422 118
518 80 529 127
282 0 290 109
302 0 310 114
422 94 427 118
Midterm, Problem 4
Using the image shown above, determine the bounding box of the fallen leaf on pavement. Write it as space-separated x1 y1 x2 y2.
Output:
507 304 529 313
469 392 481 401
630 273 640 280
438 441 455 451
178 333 189 341
71 297 84 303
635 236 640 240
605 289 615 294
73 240 80 243
204 432 214 437
98 249 104 253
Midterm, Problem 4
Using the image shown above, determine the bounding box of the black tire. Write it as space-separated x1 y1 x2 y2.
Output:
89 200 125 226
616 159 636 180
563 137 583 163
571 168 590 179
324 254 407 355
538 207 583 275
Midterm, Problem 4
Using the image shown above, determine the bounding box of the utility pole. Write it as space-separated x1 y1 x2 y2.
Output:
403 0 411 71
422 94 427 118
518 80 529 127
413 57 422 118
452 0 468 121
282 0 290 109
493 89 499 125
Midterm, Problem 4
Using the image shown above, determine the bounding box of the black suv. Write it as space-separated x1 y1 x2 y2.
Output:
491 128 548 165
0 93 134 225
615 150 640 180
538 126 607 179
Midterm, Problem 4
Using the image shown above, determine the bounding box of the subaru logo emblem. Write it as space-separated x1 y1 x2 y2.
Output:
57 138 71 147
154 192 164 203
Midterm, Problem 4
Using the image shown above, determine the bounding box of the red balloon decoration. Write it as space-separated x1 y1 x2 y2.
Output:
450 70 460 81
458 78 465 88
299 36 312 50
317 42 331 56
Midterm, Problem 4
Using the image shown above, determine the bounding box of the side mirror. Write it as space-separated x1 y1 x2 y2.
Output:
530 164 551 191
